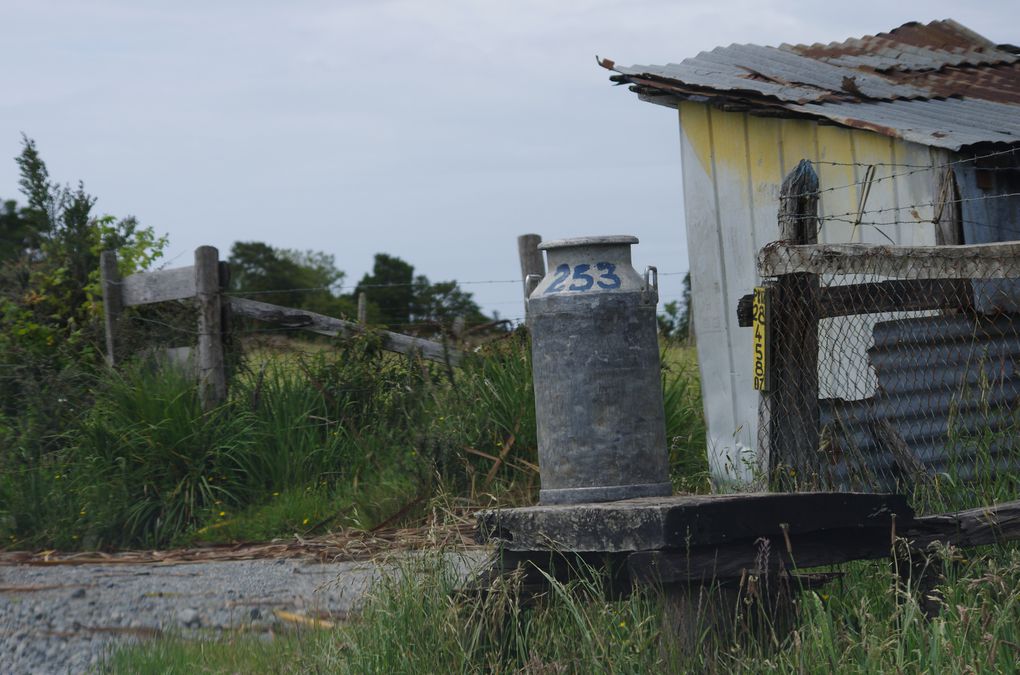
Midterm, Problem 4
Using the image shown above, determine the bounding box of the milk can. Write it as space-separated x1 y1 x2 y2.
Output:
526 235 672 505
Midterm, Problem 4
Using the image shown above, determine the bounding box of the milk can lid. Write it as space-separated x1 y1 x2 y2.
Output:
538 235 638 250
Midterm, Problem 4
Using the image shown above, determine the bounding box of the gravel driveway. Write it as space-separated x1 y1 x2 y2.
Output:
1 551 485 674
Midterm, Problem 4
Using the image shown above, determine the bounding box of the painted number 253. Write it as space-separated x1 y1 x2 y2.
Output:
545 262 622 294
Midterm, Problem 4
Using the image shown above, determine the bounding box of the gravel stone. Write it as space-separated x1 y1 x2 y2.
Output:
0 551 485 674
177 608 201 628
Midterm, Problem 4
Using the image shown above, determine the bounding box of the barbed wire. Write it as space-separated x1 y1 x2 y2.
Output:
799 147 1020 198
124 313 527 337
788 145 1020 199
210 270 690 298
219 277 524 296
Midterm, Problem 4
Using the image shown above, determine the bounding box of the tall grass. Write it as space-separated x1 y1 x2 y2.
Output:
0 330 710 549
662 345 710 492
108 544 1020 673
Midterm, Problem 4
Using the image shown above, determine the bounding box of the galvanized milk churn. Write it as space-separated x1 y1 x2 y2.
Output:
526 235 671 504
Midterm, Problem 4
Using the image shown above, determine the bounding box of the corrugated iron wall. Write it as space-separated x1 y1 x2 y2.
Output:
821 313 1020 491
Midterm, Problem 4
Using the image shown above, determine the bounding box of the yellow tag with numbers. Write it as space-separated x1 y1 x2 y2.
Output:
752 287 769 391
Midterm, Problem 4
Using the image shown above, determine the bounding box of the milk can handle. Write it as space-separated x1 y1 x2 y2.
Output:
644 266 658 293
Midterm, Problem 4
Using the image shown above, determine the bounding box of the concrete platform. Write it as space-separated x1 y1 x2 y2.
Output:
476 492 913 553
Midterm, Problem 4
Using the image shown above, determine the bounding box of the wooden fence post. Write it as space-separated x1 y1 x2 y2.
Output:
357 291 368 325
100 250 122 368
767 160 821 484
518 234 545 323
195 246 226 411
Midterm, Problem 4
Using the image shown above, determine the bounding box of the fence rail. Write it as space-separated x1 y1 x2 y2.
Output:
759 241 1020 279
101 246 465 411
227 296 461 366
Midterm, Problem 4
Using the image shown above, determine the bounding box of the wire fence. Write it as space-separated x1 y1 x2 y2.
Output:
758 151 1020 500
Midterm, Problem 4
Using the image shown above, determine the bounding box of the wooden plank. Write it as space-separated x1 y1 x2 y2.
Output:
518 234 545 322
626 499 1020 584
907 499 1020 549
121 265 196 307
100 251 122 368
475 492 912 552
195 247 226 411
768 160 821 481
627 527 894 583
228 296 462 366
933 163 964 246
357 292 367 325
742 279 972 322
818 278 972 317
759 242 1020 279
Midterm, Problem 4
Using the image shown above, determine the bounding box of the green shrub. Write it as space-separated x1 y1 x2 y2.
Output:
68 364 258 548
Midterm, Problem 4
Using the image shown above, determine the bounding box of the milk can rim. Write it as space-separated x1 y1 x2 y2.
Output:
538 235 639 250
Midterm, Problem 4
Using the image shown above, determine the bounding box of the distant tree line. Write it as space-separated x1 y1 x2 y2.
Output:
226 244 491 336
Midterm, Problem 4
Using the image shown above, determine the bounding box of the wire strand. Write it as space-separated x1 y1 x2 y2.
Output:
787 146 1020 199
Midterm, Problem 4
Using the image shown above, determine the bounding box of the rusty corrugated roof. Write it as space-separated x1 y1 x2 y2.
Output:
605 19 1020 150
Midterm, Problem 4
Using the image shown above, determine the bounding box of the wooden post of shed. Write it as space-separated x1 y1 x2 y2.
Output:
767 160 821 485
195 246 226 411
100 250 122 368
518 234 545 323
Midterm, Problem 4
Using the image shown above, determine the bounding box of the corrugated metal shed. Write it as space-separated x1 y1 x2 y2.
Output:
604 19 1020 150
604 19 1020 486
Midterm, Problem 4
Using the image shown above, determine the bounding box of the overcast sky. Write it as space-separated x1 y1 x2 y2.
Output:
2 1 1018 320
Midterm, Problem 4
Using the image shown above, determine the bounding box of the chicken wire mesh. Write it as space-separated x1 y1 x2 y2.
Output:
758 243 1020 503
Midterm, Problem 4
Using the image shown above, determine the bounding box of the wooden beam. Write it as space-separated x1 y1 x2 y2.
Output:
819 278 972 317
740 279 972 325
100 251 122 368
357 292 367 325
195 246 226 411
907 499 1020 549
625 499 1020 584
933 165 964 246
627 527 894 583
759 242 1020 280
228 296 462 366
767 160 821 482
121 265 196 306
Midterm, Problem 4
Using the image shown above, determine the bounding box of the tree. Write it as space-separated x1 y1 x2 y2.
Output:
355 253 415 328
411 276 489 328
0 136 166 356
0 199 33 261
227 241 354 317
0 136 166 453
357 253 490 333
657 272 692 341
